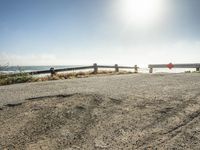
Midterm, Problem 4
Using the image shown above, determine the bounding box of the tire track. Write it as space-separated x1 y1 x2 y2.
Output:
135 92 200 149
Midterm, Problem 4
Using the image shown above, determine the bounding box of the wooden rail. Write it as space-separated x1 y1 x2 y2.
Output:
29 63 139 76
148 63 200 73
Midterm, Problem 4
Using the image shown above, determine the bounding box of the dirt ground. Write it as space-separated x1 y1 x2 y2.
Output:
0 74 200 149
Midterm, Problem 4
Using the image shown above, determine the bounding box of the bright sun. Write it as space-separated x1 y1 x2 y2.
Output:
118 0 164 26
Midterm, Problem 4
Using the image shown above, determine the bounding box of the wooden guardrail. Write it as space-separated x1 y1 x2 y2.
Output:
29 63 139 76
148 63 200 73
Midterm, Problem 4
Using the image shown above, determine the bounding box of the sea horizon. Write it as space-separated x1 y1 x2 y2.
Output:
0 65 79 73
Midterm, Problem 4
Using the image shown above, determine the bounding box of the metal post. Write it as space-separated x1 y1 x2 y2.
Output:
93 63 98 74
134 65 138 73
50 67 56 76
115 64 119 72
149 68 153 73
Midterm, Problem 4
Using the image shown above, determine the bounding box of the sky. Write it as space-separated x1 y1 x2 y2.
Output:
0 0 200 67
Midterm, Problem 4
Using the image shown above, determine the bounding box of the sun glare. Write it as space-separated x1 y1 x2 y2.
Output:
118 0 164 26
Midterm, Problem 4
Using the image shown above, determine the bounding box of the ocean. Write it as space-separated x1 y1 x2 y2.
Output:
0 66 76 74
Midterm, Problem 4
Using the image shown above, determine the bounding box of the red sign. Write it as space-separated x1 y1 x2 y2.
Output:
167 63 174 69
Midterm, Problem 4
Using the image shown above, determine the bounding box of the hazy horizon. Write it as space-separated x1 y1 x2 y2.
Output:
0 0 200 67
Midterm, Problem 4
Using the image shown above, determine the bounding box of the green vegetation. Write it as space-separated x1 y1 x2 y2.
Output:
0 73 33 85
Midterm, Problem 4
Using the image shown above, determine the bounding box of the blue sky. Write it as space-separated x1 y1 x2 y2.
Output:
0 0 200 66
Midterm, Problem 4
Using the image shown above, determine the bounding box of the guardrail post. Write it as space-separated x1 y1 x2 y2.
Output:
50 67 56 76
93 63 98 74
149 68 153 73
134 65 138 73
115 64 119 72
196 68 200 72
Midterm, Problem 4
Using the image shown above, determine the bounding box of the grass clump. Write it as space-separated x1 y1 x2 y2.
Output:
32 70 133 82
0 73 33 86
184 70 200 73
193 71 200 73
184 70 191 73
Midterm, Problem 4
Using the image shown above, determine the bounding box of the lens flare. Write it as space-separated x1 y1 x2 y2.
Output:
118 0 165 26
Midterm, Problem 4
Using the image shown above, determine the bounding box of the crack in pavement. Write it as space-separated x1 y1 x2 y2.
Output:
26 93 77 101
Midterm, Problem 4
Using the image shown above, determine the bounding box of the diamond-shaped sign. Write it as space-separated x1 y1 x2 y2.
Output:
167 63 174 69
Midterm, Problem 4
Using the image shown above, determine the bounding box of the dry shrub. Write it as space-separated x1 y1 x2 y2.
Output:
1 70 133 85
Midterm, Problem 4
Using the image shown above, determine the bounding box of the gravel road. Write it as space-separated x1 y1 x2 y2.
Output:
0 73 200 149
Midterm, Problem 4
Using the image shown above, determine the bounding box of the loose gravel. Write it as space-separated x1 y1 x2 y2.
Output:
0 73 200 149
